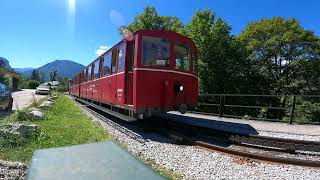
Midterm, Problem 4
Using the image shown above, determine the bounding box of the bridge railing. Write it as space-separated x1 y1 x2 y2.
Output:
194 94 320 124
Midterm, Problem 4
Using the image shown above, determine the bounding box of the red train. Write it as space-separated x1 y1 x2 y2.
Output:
69 30 198 121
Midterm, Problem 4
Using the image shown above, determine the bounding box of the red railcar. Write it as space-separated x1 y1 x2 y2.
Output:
69 30 198 121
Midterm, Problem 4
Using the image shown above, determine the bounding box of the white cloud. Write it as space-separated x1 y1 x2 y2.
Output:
96 45 111 56
109 9 125 27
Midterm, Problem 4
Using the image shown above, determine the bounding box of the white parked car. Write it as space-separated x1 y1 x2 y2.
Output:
35 83 51 95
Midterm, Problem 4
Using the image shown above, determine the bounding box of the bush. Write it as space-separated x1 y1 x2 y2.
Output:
0 70 9 85
294 101 320 123
16 110 32 121
27 80 40 89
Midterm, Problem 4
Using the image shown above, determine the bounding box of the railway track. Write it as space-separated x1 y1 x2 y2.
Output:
73 97 320 168
156 115 320 153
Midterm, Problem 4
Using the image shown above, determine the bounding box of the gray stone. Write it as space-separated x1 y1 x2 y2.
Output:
51 93 59 99
29 108 44 119
39 101 53 109
0 123 37 138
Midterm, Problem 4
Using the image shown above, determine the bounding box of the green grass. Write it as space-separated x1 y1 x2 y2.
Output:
0 95 110 162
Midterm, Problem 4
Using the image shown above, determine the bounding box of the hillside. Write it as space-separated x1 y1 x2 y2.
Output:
0 57 14 72
14 67 34 73
22 60 85 80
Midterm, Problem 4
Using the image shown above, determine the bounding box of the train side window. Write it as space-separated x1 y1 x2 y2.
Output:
174 42 190 71
83 70 87 82
87 66 92 81
118 43 125 72
103 52 111 75
94 60 100 79
111 50 118 74
127 41 135 71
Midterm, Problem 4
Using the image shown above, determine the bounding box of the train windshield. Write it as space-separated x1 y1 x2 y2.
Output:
141 36 170 66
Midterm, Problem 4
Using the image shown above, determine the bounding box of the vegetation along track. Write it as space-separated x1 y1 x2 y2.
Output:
73 97 320 167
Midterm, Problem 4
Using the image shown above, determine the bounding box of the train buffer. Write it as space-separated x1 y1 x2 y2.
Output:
27 141 165 180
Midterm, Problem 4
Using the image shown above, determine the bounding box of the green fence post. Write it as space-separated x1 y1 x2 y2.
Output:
289 95 296 124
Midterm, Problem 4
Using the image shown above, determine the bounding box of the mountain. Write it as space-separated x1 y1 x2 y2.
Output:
22 60 85 80
14 67 34 73
0 57 14 71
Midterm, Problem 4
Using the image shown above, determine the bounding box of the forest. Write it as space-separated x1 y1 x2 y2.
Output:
120 6 320 123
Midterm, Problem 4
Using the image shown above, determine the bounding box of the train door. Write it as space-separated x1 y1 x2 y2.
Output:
125 41 134 105
116 42 126 105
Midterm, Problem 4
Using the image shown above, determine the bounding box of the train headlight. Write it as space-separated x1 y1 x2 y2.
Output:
179 86 184 91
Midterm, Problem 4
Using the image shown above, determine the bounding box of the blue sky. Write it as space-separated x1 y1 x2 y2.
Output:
0 0 319 68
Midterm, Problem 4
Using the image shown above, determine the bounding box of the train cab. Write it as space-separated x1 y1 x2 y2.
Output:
70 29 198 120
133 30 198 119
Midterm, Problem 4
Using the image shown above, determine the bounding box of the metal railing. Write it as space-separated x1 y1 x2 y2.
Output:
195 94 320 124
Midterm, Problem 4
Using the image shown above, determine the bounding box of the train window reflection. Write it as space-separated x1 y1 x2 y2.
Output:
94 60 100 79
174 42 190 71
104 53 111 75
118 43 125 72
111 50 117 74
141 36 169 66
88 66 92 81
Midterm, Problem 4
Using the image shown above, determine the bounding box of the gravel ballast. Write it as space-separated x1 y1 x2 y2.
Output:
258 130 320 142
0 160 28 180
75 101 320 180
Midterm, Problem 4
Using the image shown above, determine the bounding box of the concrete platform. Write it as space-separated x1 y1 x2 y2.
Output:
27 141 164 180
166 112 320 136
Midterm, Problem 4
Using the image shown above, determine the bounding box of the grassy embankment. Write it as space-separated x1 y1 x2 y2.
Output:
0 95 110 162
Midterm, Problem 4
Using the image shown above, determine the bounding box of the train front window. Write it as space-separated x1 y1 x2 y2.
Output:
141 36 170 66
174 42 190 71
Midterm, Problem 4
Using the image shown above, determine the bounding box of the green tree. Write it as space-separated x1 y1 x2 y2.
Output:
58 77 69 92
27 80 40 89
0 70 9 85
119 6 184 35
184 9 246 93
49 69 58 81
237 17 320 95
31 69 40 82
39 71 45 83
